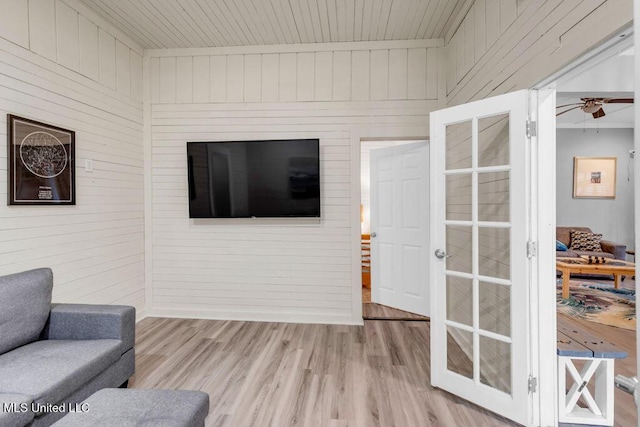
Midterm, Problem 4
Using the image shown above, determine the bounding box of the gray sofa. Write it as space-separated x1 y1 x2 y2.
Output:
0 268 135 426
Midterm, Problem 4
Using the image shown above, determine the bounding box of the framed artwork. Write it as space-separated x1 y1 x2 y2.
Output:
7 114 75 205
573 156 616 199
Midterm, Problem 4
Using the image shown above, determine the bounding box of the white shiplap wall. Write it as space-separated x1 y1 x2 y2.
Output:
445 0 633 106
0 0 145 314
147 40 442 324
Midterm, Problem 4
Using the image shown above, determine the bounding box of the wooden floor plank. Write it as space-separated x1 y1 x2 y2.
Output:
131 318 517 426
131 284 636 427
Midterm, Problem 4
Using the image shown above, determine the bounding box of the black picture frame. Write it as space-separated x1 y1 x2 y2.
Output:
7 114 75 205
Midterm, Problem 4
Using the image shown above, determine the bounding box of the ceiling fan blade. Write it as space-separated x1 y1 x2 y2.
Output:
556 102 584 109
556 106 583 117
592 108 606 119
603 98 634 104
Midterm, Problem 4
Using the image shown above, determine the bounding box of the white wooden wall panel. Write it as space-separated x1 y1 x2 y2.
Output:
463 13 475 76
485 0 500 50
0 0 29 48
369 50 388 100
426 48 439 99
332 51 351 101
79 15 99 81
176 56 193 103
261 54 279 102
210 56 227 102
226 55 244 102
351 50 370 101
29 0 57 61
408 48 427 100
351 51 370 101
159 57 176 104
313 51 332 101
98 29 116 89
244 54 262 102
130 51 143 102
499 0 517 34
147 41 443 323
56 1 80 71
0 33 144 312
296 52 315 101
473 0 487 60
279 53 297 102
192 56 210 104
389 48 408 99
148 47 442 105
445 0 631 104
150 57 160 104
116 41 131 97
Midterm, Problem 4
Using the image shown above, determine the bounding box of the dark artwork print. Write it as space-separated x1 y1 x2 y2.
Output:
8 115 75 205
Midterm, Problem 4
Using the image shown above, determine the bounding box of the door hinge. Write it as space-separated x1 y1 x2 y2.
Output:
526 120 537 138
528 376 538 393
526 241 537 258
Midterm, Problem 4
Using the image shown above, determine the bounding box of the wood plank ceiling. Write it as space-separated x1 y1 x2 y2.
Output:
79 0 470 49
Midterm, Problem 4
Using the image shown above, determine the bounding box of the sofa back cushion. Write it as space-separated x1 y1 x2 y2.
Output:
556 226 593 246
0 268 53 355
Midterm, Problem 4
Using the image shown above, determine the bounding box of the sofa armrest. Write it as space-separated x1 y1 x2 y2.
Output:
40 304 135 351
600 240 627 260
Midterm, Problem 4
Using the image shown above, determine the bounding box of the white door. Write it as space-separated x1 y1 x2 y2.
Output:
370 141 429 316
430 90 531 424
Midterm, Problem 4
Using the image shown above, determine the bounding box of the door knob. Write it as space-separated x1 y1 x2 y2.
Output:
370 232 377 238
435 249 451 259
615 375 639 407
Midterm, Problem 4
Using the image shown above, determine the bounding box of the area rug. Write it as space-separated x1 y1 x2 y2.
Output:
556 280 636 330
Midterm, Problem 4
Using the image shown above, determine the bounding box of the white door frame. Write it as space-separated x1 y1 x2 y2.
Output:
350 126 429 324
531 27 634 426
529 89 558 427
635 8 640 423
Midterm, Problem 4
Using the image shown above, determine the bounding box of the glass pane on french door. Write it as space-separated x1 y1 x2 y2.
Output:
444 113 513 396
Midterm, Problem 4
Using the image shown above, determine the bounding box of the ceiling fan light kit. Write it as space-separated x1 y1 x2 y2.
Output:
556 97 634 118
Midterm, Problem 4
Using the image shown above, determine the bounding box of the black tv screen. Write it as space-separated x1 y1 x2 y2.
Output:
187 139 320 218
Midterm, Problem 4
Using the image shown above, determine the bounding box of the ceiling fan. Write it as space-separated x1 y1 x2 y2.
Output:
556 97 634 119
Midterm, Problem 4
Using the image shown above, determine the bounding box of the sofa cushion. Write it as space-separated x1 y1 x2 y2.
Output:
556 226 593 246
0 393 34 427
52 389 210 427
0 268 53 356
557 250 579 258
0 339 122 408
569 230 603 252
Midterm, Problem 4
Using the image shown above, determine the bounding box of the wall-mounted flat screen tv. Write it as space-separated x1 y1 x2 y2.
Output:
187 139 320 218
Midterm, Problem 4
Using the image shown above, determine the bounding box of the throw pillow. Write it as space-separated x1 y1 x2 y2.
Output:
556 240 568 251
569 230 603 252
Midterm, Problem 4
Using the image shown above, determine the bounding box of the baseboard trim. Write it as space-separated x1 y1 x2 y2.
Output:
145 308 363 326
135 309 148 323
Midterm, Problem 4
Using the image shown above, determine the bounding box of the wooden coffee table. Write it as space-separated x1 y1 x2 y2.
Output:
556 257 636 299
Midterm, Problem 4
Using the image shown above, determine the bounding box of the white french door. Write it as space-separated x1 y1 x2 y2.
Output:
370 141 429 316
430 90 532 424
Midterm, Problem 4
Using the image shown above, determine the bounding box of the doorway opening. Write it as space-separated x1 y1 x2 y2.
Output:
536 28 636 425
359 139 430 321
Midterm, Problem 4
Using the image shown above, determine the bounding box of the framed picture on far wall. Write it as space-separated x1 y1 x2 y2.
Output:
7 114 75 205
573 156 617 199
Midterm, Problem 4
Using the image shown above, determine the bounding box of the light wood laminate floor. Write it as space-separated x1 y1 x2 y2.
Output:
131 317 516 426
362 287 429 320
